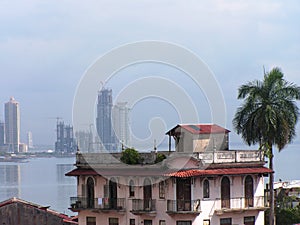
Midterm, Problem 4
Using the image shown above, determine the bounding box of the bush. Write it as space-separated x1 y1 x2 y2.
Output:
120 148 141 165
155 153 166 163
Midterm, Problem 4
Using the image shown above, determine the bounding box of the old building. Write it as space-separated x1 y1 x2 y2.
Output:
66 124 271 225
0 197 77 225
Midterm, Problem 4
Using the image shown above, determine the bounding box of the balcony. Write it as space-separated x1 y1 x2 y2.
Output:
70 197 125 212
166 199 201 215
131 199 156 215
213 196 268 215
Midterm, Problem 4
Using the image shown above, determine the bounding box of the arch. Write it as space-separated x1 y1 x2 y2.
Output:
109 177 118 209
221 176 230 208
143 178 152 210
87 177 95 208
176 177 191 211
129 179 135 197
245 175 254 207
203 179 210 198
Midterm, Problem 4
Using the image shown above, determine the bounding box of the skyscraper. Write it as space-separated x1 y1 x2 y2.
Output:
27 131 33 149
96 88 118 151
113 102 130 148
0 121 5 146
4 97 20 153
55 121 76 154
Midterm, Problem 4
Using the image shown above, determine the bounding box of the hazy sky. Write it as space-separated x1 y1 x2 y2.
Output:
1 0 300 149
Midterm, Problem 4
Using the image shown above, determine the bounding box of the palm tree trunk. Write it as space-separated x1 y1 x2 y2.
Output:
269 147 275 225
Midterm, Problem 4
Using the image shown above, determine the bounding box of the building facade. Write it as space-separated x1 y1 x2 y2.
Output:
4 97 20 153
96 88 118 151
67 124 271 225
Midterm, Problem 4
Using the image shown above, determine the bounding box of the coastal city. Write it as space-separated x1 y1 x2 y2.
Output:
1 1 300 225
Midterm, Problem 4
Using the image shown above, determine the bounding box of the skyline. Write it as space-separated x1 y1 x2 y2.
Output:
1 0 300 149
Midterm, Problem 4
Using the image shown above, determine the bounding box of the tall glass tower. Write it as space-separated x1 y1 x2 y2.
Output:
96 88 118 151
4 97 20 153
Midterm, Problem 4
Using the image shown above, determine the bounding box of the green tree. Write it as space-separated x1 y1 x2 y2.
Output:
120 148 141 165
233 67 300 225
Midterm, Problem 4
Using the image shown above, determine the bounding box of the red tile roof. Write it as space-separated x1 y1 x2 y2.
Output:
166 124 230 135
66 167 272 178
166 167 273 178
65 168 174 177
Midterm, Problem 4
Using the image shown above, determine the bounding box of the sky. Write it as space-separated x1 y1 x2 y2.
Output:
1 0 300 155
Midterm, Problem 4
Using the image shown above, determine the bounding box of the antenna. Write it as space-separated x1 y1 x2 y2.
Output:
154 139 157 153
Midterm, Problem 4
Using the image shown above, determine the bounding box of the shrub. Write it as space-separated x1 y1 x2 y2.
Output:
155 153 166 163
120 148 140 165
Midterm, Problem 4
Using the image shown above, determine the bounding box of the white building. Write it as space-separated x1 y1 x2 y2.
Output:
27 131 33 149
66 124 271 225
4 97 20 153
113 102 130 149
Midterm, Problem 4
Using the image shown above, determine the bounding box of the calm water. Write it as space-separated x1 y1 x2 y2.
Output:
0 157 77 216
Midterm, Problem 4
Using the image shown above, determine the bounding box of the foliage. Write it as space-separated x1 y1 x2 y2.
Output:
120 148 141 165
265 207 300 225
233 67 300 225
233 67 300 151
155 153 166 163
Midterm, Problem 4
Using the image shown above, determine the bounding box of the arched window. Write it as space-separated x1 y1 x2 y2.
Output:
143 178 152 210
87 177 95 208
129 180 135 197
109 178 118 209
245 175 254 207
203 179 210 198
221 176 230 208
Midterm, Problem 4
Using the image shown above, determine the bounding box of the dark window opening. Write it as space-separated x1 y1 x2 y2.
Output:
203 179 210 198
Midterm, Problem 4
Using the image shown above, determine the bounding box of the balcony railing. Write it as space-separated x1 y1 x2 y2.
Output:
131 199 156 213
193 150 263 163
167 199 201 213
212 196 267 214
70 197 125 211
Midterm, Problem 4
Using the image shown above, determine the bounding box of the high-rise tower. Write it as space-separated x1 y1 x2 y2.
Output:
4 97 20 153
113 102 130 149
55 121 76 154
0 121 5 147
96 88 117 151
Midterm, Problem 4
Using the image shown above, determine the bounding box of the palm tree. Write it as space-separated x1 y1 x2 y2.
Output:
233 67 300 225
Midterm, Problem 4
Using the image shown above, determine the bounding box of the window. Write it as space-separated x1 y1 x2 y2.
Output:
221 176 230 208
203 179 210 198
109 218 119 225
244 216 255 225
87 177 95 208
176 221 192 225
129 219 135 225
86 217 96 225
203 219 210 225
245 175 254 207
129 180 135 197
144 220 152 225
159 220 166 225
159 181 165 199
220 218 232 225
